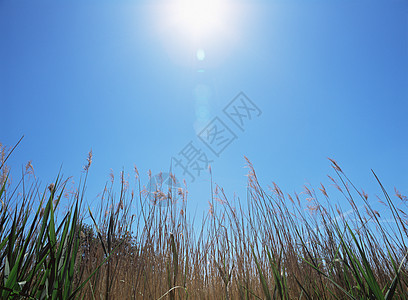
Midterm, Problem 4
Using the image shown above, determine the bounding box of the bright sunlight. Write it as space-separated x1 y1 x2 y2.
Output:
152 0 244 65
170 0 228 38
158 0 239 44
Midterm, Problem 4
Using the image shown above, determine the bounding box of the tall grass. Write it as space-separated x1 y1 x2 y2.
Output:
0 141 407 299
0 141 89 299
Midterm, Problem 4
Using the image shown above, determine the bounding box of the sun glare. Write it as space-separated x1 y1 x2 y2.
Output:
152 0 246 65
172 0 227 38
163 0 232 41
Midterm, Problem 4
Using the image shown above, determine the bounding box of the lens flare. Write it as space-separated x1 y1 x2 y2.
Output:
196 49 206 61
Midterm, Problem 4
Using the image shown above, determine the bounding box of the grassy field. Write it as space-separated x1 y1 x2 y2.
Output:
0 143 407 299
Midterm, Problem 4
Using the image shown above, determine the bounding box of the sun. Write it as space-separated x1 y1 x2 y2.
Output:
172 0 227 38
163 0 232 41
151 0 244 65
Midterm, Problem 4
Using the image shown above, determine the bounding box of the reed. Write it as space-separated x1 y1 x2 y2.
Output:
0 141 407 299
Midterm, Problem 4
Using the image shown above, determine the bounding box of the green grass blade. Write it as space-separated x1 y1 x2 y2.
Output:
251 246 271 300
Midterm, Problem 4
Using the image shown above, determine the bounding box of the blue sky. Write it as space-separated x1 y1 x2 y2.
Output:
1 0 407 217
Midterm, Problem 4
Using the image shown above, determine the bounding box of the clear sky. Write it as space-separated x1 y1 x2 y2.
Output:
1 0 407 218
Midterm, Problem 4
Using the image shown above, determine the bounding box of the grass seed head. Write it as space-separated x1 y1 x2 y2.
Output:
84 149 93 171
